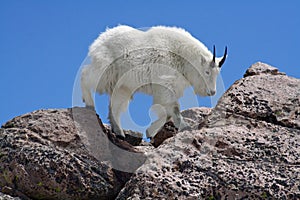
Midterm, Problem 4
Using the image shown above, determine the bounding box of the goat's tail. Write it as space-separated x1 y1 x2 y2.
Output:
81 65 95 108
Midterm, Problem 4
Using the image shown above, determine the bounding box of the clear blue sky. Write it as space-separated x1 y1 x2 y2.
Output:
1 1 299 131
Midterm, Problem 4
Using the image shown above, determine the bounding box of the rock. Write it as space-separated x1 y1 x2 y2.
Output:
0 192 21 200
103 124 143 146
181 107 212 122
134 140 155 153
123 130 143 146
1 62 299 199
150 121 177 148
0 108 146 200
181 107 212 129
213 62 300 129
116 62 300 199
243 62 286 77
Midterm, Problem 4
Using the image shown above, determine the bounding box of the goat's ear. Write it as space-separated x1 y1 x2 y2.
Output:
210 60 216 68
218 46 227 68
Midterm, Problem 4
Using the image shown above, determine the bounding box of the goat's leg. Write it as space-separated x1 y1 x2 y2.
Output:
167 102 189 131
146 88 174 138
109 86 131 139
146 104 169 138
81 68 95 109
108 102 125 139
147 87 189 138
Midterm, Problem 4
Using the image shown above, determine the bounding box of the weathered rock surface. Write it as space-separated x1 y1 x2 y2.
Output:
1 62 299 200
243 62 286 77
116 62 300 199
0 192 21 200
103 124 143 146
181 107 212 128
0 108 146 200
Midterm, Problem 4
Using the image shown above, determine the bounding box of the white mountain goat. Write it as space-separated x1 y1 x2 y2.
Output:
81 25 227 139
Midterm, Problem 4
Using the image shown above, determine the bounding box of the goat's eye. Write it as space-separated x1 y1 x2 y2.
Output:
205 71 210 75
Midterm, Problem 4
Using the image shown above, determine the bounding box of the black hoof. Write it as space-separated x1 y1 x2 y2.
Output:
116 135 125 140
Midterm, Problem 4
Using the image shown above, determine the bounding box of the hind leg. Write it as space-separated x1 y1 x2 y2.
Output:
81 67 95 109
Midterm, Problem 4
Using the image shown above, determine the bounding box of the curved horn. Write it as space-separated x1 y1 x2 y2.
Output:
219 46 227 68
212 45 216 63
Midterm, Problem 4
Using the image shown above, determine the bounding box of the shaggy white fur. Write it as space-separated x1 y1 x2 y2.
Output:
81 25 227 138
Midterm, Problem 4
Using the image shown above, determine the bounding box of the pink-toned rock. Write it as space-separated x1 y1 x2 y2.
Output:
1 62 299 199
212 62 300 129
116 62 300 199
0 192 21 200
0 108 146 200
243 62 286 77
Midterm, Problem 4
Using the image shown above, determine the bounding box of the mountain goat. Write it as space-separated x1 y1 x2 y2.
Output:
81 25 227 139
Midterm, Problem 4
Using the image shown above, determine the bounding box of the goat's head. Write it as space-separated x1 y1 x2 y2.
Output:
195 46 227 96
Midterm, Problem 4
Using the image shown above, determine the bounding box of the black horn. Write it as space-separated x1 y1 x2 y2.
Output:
219 46 227 68
212 45 216 63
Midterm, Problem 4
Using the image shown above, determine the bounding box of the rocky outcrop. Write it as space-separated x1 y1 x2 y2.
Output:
0 192 21 200
0 62 299 199
0 108 146 200
116 62 300 199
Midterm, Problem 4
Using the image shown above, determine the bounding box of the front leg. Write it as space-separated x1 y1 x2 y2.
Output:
146 117 167 138
146 104 168 138
108 105 125 139
168 102 189 131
